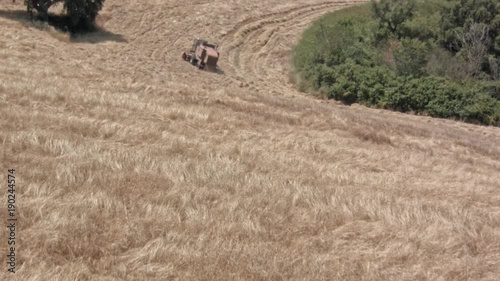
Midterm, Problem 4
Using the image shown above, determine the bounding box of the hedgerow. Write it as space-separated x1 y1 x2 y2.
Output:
293 0 500 126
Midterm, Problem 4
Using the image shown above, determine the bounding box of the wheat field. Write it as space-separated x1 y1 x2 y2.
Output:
1 0 500 280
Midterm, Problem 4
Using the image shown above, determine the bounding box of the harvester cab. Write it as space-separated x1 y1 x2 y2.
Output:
182 39 220 70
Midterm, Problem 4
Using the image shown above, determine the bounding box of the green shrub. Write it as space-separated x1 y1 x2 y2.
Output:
393 38 429 77
383 76 435 112
400 0 443 40
292 1 500 127
425 47 454 77
475 80 500 100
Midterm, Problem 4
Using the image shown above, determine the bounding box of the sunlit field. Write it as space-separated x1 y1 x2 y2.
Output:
1 0 500 280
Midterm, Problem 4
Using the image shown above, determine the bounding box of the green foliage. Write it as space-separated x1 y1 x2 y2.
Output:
424 82 500 125
475 80 500 101
319 19 378 68
425 47 455 77
24 0 105 30
64 0 105 27
293 1 500 126
293 5 373 72
393 38 429 77
325 62 393 106
399 0 444 42
441 0 500 55
371 0 416 37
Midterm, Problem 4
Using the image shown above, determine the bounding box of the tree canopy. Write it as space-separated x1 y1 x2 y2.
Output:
25 0 105 30
371 0 416 37
293 1 500 126
441 0 500 55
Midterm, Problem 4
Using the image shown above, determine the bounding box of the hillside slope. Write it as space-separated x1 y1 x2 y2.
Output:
1 0 500 280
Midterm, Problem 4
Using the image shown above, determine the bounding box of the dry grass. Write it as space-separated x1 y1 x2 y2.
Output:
1 0 500 280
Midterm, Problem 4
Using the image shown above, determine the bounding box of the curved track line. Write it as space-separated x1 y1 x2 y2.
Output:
218 1 369 93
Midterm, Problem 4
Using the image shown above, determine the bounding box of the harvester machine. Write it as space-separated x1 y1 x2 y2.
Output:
182 39 219 70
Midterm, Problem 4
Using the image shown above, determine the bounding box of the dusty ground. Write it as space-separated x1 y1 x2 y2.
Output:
1 0 500 280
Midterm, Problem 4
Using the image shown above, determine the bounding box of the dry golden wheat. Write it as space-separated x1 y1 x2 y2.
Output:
1 0 500 280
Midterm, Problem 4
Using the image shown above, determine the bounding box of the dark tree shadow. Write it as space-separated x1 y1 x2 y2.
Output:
0 9 127 44
204 66 225 75
68 25 128 44
214 67 225 75
0 9 27 22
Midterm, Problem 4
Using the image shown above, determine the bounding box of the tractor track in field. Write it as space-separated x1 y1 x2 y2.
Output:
217 1 369 94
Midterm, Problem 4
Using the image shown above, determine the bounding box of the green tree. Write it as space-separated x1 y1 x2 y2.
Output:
64 0 105 27
25 0 105 29
441 0 500 55
371 0 416 37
